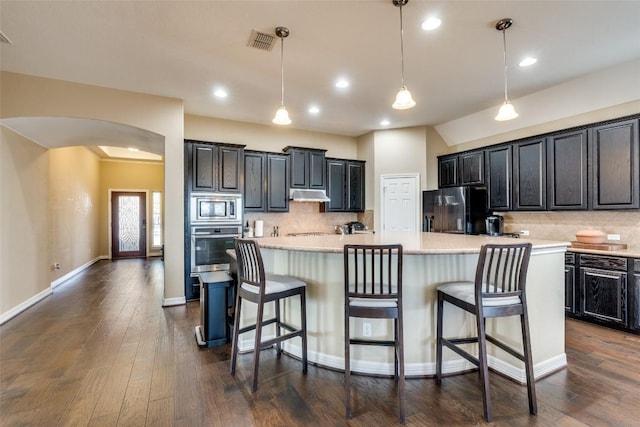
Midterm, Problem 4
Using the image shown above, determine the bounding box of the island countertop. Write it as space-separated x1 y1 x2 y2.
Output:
234 231 568 381
254 231 570 254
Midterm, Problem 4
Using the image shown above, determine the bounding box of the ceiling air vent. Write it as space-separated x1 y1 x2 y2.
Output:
0 30 13 44
247 29 276 51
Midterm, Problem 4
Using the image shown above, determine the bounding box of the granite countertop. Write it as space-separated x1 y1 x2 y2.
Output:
253 231 569 255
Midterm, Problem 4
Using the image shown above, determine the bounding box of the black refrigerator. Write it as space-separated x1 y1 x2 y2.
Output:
423 186 488 234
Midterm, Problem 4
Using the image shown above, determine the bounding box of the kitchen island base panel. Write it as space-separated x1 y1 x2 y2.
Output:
231 238 567 382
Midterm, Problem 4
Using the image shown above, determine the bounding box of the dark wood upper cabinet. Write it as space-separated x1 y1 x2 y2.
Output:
485 145 511 211
266 153 289 212
513 138 546 210
547 130 588 210
438 155 458 187
347 161 365 212
186 140 244 193
459 151 484 186
284 147 326 190
243 151 266 212
324 158 365 212
325 159 347 212
589 119 639 209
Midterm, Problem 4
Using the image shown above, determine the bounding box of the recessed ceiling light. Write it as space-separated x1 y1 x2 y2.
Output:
421 17 442 31
213 88 228 98
308 105 320 114
380 119 390 126
335 79 350 89
519 57 537 67
128 147 139 152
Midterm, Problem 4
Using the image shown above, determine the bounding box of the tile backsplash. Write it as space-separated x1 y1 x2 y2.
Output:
244 202 357 236
502 211 640 246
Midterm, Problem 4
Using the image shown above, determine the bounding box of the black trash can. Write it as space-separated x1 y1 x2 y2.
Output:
195 271 233 348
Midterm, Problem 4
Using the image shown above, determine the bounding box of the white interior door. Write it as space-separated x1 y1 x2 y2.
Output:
381 174 420 232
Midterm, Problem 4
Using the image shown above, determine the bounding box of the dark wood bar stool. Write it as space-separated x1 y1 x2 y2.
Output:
230 238 308 392
343 244 405 424
436 242 536 422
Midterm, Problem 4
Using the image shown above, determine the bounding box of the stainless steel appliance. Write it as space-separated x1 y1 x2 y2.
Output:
423 186 488 234
190 193 242 224
485 215 504 236
190 224 242 273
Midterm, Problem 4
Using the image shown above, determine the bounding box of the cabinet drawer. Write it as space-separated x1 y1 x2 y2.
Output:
579 254 627 271
565 252 576 265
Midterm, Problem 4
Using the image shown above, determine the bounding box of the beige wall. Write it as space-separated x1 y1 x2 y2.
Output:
1 71 184 308
98 160 164 256
49 147 101 284
0 127 50 317
185 114 357 159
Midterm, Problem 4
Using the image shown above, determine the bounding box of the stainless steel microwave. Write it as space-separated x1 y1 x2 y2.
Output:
190 193 242 224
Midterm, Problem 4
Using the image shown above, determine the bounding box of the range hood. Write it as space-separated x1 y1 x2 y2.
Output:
289 188 331 202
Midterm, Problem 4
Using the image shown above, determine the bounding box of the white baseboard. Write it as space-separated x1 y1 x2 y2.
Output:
51 256 106 289
0 287 52 325
235 338 567 382
162 296 186 307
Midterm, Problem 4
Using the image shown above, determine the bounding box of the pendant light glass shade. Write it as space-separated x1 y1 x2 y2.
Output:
495 101 518 121
272 106 291 125
393 86 416 109
495 18 517 121
392 0 415 110
273 26 291 126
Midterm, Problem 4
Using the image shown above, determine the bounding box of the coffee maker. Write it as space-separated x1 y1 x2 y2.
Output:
485 215 504 236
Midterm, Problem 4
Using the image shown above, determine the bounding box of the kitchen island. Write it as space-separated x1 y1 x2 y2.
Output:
237 231 570 382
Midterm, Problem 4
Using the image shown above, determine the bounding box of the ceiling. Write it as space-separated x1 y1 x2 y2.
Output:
1 0 640 142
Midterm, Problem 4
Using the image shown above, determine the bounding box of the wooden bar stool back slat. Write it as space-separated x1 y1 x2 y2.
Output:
230 238 308 392
344 244 405 424
435 242 536 422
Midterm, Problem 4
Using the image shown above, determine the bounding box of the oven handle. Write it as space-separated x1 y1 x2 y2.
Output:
192 233 240 237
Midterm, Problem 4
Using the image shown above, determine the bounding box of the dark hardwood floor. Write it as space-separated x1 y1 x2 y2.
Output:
1 258 639 426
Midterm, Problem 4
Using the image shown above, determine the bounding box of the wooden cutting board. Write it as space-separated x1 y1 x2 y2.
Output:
570 241 628 250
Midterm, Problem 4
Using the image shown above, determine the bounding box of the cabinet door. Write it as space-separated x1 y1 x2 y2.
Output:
243 151 266 211
309 150 326 189
267 154 289 212
485 145 511 211
438 156 458 187
589 119 639 209
289 149 309 189
513 138 546 210
459 151 484 186
325 159 346 212
192 144 217 191
218 146 243 193
632 259 640 331
565 264 576 313
547 130 588 210
580 267 627 325
347 161 365 212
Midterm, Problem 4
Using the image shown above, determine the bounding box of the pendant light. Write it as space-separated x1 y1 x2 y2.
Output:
392 0 416 110
272 26 291 125
495 18 518 121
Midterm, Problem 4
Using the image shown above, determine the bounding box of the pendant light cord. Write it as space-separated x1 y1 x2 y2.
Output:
280 36 285 108
502 28 508 103
399 4 406 87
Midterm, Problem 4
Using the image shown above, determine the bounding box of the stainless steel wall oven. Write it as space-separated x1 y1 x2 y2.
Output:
190 225 242 274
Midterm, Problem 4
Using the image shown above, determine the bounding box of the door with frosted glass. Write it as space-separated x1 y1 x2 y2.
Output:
111 192 147 258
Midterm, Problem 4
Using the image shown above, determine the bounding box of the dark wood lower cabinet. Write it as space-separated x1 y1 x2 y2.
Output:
565 253 576 313
568 252 638 334
580 266 627 325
